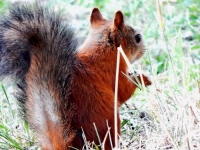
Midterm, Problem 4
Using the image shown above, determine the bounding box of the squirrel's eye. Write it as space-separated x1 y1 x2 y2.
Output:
135 34 141 44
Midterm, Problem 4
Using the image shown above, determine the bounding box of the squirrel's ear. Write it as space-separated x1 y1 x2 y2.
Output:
109 11 124 47
114 11 124 28
90 8 104 25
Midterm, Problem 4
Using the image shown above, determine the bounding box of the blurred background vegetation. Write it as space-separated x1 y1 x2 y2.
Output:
0 0 199 149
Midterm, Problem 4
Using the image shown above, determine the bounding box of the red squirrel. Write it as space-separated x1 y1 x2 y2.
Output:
0 3 151 150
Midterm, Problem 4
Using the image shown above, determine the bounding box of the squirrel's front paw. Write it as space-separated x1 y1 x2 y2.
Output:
138 74 152 87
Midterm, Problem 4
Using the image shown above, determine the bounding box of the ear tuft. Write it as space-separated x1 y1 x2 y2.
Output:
114 11 124 28
90 8 103 24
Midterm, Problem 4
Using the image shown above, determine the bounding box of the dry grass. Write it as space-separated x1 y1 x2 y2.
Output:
120 72 199 149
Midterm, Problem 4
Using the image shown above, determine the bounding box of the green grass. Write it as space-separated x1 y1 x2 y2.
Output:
0 0 199 149
0 83 36 150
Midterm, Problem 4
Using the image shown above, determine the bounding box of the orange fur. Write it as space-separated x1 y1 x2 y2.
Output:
61 8 151 149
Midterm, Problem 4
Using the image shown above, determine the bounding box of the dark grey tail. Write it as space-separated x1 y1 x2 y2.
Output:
0 3 79 121
0 3 78 81
0 4 81 147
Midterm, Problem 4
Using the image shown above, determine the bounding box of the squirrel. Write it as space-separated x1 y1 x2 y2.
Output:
0 3 151 150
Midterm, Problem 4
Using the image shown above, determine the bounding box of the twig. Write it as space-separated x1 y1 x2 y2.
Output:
114 46 121 149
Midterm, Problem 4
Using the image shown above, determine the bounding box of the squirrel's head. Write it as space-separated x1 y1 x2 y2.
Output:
90 8 145 63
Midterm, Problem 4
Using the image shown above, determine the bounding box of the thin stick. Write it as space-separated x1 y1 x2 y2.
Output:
106 120 113 149
93 123 102 147
114 47 120 149
102 127 111 150
156 0 176 79
118 46 132 69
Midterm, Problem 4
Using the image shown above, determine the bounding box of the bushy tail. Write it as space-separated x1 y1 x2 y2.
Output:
0 3 77 80
0 3 78 149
